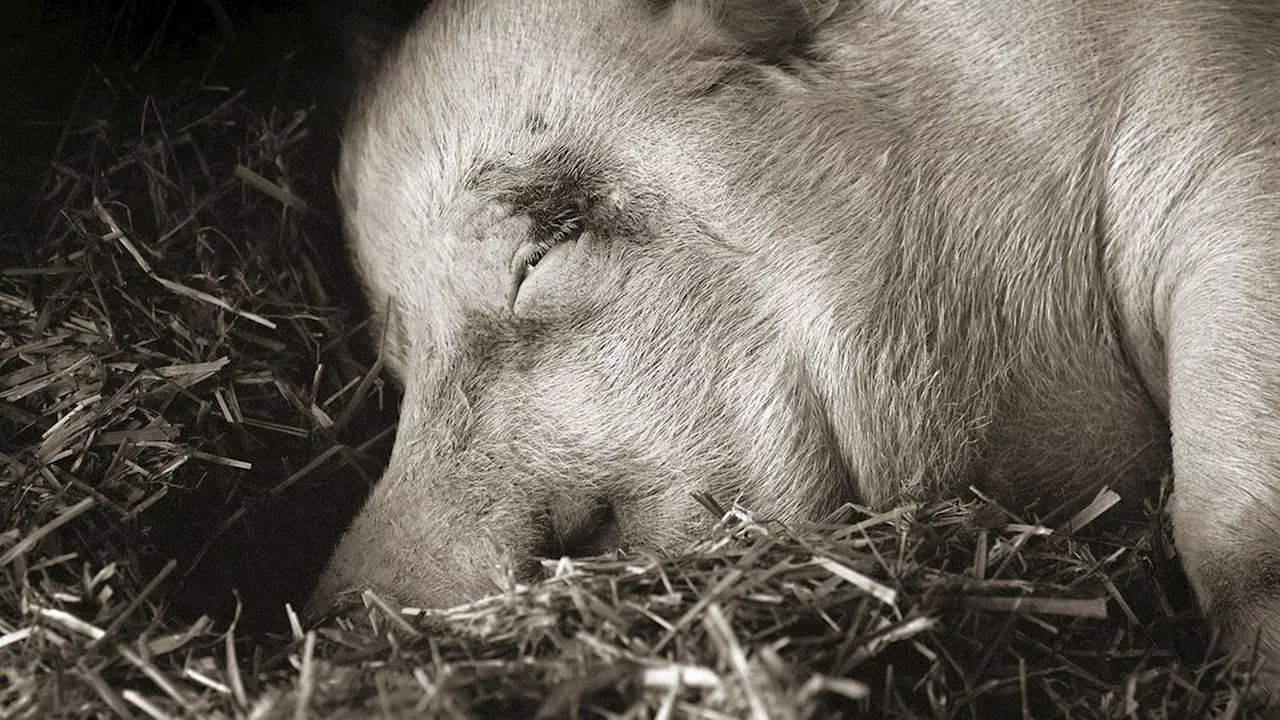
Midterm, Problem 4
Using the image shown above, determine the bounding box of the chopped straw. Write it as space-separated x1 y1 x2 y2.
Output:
1 10 1275 720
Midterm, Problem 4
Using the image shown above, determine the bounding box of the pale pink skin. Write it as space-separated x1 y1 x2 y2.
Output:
312 0 1280 688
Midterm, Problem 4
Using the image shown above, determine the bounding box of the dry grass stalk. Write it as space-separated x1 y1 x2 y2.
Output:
0 26 1274 720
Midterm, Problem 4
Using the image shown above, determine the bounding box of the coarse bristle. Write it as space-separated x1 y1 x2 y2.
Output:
0 7 1274 719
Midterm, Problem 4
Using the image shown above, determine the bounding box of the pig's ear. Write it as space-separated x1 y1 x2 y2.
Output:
659 0 838 60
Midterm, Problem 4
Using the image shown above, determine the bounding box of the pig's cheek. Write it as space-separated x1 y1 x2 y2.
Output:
511 239 626 318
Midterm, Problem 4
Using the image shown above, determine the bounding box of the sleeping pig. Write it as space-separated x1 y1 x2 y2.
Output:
309 0 1280 687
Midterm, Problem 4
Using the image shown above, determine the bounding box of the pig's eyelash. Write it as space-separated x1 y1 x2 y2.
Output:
525 214 586 268
523 238 557 268
506 217 584 312
546 212 585 243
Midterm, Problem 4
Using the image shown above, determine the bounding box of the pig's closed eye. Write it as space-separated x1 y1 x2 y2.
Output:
506 214 586 311
515 237 557 270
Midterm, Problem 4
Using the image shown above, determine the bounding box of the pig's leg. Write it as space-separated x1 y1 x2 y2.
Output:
1158 176 1280 681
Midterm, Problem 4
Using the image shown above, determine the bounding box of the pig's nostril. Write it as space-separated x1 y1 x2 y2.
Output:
541 499 620 559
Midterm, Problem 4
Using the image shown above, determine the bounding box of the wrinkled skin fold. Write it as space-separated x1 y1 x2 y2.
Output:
310 0 1280 691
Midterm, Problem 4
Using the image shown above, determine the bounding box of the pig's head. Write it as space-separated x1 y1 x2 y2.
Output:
309 0 864 613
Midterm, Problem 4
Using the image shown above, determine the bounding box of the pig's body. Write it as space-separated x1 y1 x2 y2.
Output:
314 0 1280 685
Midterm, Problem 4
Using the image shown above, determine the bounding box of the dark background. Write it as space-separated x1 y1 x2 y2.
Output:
0 0 431 249
0 0 430 633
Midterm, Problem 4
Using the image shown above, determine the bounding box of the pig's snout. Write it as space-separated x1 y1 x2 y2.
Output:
306 470 624 619
305 503 494 619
